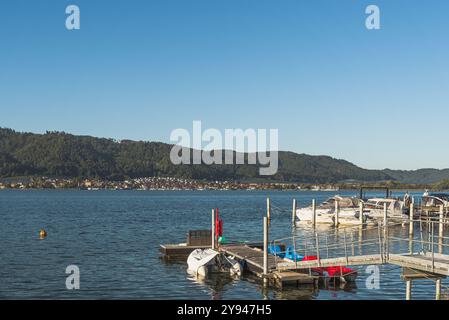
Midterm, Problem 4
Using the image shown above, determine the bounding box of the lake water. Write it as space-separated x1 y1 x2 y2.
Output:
0 189 446 300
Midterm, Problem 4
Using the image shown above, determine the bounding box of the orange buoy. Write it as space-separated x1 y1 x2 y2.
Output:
39 229 47 239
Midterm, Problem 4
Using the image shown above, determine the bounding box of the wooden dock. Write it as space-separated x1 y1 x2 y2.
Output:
160 230 212 260
276 253 449 276
220 244 277 276
159 200 449 298
160 244 211 260
220 244 319 287
271 271 318 288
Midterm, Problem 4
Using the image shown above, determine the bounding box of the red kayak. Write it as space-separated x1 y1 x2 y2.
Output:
302 256 357 282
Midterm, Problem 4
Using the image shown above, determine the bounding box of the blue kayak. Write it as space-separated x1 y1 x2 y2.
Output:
268 245 285 258
284 246 304 261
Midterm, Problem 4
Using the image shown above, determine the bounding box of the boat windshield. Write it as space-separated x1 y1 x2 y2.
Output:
321 197 358 208
429 194 449 202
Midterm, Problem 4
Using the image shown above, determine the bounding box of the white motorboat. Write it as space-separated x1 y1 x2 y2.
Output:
296 196 365 226
422 192 449 208
364 198 408 221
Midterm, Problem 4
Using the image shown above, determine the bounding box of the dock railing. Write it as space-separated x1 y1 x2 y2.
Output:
271 208 449 274
272 222 387 271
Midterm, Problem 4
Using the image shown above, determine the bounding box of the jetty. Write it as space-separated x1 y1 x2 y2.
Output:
220 243 318 287
161 196 449 299
222 199 449 298
160 230 212 260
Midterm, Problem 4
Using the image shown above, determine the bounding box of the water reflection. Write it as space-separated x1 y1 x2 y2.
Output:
186 270 237 300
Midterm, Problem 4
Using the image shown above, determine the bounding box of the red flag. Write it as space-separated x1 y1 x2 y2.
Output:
215 208 223 238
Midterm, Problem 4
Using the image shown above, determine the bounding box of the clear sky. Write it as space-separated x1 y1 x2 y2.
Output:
1 0 448 170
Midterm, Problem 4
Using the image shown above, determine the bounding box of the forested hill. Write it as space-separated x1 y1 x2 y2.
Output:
0 128 448 183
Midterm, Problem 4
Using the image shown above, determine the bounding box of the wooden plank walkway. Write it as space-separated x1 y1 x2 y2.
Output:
389 253 449 276
221 244 319 287
277 254 384 271
276 252 449 277
160 244 211 260
220 244 278 275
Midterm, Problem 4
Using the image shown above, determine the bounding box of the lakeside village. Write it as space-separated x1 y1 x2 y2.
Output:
0 176 441 191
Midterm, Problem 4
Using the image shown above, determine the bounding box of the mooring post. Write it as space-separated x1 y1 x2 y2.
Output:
409 197 415 235
409 198 415 254
267 197 271 226
359 201 364 224
432 222 435 272
211 209 216 249
406 280 412 300
436 279 442 300
359 225 363 255
263 216 268 285
292 198 297 227
351 231 355 256
334 200 339 228
312 199 317 228
384 203 388 258
439 205 444 254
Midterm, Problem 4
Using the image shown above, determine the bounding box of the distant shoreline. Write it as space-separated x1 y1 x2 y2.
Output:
0 187 430 192
0 175 442 193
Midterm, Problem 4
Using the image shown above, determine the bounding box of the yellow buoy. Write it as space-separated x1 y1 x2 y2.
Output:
39 229 47 239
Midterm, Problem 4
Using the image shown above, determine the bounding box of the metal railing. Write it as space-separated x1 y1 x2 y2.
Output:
271 213 449 273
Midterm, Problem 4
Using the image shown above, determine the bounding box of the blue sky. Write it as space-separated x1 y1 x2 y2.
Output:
1 0 448 170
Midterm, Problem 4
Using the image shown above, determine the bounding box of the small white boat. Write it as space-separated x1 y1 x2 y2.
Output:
187 249 243 278
187 249 219 277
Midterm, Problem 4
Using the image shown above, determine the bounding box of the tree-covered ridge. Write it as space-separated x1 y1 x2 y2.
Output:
1 127 448 183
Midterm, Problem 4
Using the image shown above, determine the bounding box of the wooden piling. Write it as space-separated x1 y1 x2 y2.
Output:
211 209 216 249
312 199 317 227
384 203 388 258
263 216 268 285
409 198 414 236
335 200 339 227
436 279 442 300
267 197 271 226
406 280 412 300
439 205 444 254
359 225 363 255
409 198 415 254
292 199 297 227
359 202 364 224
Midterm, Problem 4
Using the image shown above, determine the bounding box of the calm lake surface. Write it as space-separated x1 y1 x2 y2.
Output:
0 189 446 300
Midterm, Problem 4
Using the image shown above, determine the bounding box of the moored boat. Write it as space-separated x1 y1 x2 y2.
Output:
422 192 449 208
296 196 365 226
364 198 408 221
187 248 243 278
187 248 219 277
